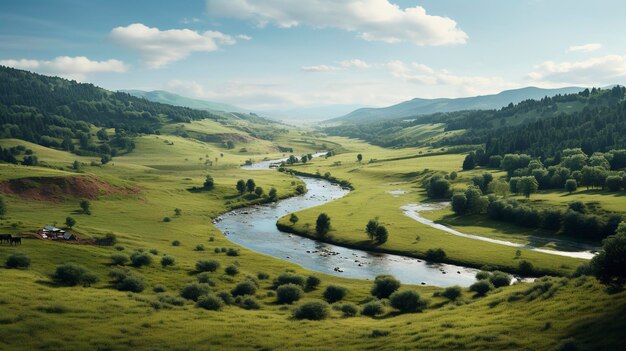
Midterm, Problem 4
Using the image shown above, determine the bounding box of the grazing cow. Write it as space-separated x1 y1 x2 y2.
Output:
10 237 21 246
0 234 11 244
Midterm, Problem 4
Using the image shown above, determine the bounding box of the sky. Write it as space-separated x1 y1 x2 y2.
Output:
1 0 626 118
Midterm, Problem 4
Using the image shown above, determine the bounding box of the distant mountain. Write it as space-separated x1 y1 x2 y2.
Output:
124 90 247 113
330 86 586 123
260 104 369 123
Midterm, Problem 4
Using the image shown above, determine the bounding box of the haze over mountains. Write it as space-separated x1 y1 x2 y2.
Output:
329 86 586 124
124 90 248 114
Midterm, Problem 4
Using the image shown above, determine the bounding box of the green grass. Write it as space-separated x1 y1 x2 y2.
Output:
0 125 624 350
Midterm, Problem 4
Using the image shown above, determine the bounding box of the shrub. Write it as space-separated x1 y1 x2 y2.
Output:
110 254 129 266
115 245 125 251
196 272 215 285
196 294 223 311
257 272 270 280
172 240 180 246
361 301 385 317
490 271 512 288
315 213 331 236
130 252 152 267
390 289 427 313
158 295 185 306
181 283 211 301
195 244 205 251
231 281 257 297
273 272 306 288
116 275 146 293
149 249 158 255
425 248 446 261
323 285 348 303
95 233 117 246
340 303 358 317
52 264 98 286
518 260 534 275
196 259 220 272
163 217 171 222
241 297 261 310
276 284 304 304
5 253 31 269
469 280 493 296
161 255 175 268
217 291 235 305
225 265 239 276
306 275 321 290
371 275 400 299
214 247 220 253
294 301 329 320
441 286 462 300
153 284 167 293
226 248 240 256
475 271 491 280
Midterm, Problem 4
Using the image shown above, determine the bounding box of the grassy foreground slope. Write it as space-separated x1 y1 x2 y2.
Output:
0 125 624 350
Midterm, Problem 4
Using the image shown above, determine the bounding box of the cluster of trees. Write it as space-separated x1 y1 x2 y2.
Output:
365 219 388 244
0 144 38 165
0 65 222 160
235 178 277 201
424 174 451 199
285 154 313 165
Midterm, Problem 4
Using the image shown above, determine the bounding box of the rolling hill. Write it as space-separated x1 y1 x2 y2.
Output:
330 86 585 123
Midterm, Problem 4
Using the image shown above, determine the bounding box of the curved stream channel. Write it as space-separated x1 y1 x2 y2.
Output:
215 156 479 287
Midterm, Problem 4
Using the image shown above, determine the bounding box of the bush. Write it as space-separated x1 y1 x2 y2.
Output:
305 275 321 290
195 244 205 251
469 280 493 296
257 272 270 280
519 260 534 275
196 294 223 311
172 240 180 246
225 265 239 276
273 272 306 288
293 301 329 320
5 253 31 269
226 248 240 256
52 264 98 286
361 301 385 317
110 254 129 266
196 259 220 272
196 272 215 285
149 249 158 255
163 217 171 222
425 248 446 261
153 284 167 293
489 271 512 288
161 255 175 268
371 275 400 299
217 291 235 305
442 286 462 300
475 271 491 280
276 284 304 304
323 285 348 303
158 295 185 306
180 283 211 301
116 274 146 293
95 233 117 246
389 289 427 313
241 297 261 310
130 252 152 267
340 303 358 317
231 281 257 297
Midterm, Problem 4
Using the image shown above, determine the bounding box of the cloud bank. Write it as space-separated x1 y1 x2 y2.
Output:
0 56 127 80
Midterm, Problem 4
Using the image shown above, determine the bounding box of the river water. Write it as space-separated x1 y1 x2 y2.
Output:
215 158 479 287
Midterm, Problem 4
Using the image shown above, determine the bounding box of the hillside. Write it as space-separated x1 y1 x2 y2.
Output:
330 86 585 123
124 89 247 114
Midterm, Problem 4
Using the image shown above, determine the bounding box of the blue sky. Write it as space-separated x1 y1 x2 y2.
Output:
1 0 625 115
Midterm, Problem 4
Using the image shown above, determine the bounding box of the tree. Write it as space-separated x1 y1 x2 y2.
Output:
289 213 299 225
606 176 622 192
357 153 363 162
80 200 91 215
389 289 427 313
268 187 278 201
72 160 81 171
323 285 348 303
489 179 510 198
246 179 256 193
276 284 304 304
371 274 400 299
462 152 476 170
0 197 6 216
365 219 379 240
254 186 264 197
427 176 451 199
449 171 458 180
236 179 246 194
451 193 468 214
316 213 331 237
374 225 388 244
517 176 539 198
590 223 626 289
65 216 76 229
565 179 578 194
203 175 214 190
225 140 235 149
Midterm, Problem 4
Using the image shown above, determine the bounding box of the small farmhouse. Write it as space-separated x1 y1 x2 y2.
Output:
38 225 66 239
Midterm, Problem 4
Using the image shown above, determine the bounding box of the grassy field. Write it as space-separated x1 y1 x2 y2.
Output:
0 124 624 350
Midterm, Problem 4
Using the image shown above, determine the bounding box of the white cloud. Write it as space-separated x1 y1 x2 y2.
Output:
0 56 127 80
300 64 340 72
205 0 467 46
110 23 237 69
386 60 516 96
339 59 370 69
237 34 252 41
528 54 626 85
567 43 602 53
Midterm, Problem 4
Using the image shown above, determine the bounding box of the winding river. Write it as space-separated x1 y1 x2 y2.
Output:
215 156 480 287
